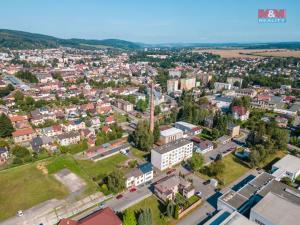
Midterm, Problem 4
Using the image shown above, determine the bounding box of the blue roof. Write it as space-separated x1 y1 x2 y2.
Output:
139 163 153 174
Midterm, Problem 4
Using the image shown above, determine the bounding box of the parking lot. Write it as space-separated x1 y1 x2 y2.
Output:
203 141 239 164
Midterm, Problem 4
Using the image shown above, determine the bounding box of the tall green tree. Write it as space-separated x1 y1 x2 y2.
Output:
153 122 160 143
130 121 154 151
106 170 125 193
123 209 137 225
0 113 14 138
188 154 204 172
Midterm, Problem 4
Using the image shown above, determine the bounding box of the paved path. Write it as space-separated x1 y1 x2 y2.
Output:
0 193 108 225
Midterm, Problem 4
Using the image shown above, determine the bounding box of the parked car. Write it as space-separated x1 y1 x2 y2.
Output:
130 188 137 192
116 194 123 199
167 168 176 175
98 203 105 209
203 180 210 185
17 210 24 217
195 191 202 198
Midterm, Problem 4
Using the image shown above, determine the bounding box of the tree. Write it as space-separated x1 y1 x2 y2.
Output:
106 170 125 193
154 105 161 116
11 145 32 164
123 209 137 225
280 177 293 187
209 160 225 177
130 121 154 151
136 99 148 113
137 208 152 225
153 122 160 143
0 113 14 138
188 154 204 171
174 204 180 219
14 90 24 101
166 201 175 217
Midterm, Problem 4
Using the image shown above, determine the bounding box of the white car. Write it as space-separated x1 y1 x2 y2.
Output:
196 191 202 198
17 210 24 217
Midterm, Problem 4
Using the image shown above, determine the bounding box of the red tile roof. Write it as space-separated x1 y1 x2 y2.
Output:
232 106 248 116
12 127 34 137
58 208 122 225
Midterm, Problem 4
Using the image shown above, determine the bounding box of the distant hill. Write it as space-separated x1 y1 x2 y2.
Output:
0 29 299 50
0 29 141 49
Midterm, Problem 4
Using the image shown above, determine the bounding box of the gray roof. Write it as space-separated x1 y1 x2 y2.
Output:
57 131 80 140
125 168 143 178
152 138 192 154
251 192 300 225
220 190 249 210
258 180 300 205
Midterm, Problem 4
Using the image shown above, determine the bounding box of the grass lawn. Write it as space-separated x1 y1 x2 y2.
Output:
198 154 250 187
260 151 286 171
128 196 173 225
130 147 150 161
47 155 98 195
114 112 127 123
77 153 128 178
0 163 68 220
221 154 250 186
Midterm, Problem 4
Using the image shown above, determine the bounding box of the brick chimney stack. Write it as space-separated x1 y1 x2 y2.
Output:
149 82 154 133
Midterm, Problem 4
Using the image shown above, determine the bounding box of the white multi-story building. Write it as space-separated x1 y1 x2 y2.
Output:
125 163 153 188
151 138 193 171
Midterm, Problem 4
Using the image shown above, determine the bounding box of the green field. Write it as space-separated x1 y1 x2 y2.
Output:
130 147 150 161
221 154 250 185
114 112 128 123
198 154 250 187
0 163 68 220
128 196 172 225
77 153 128 178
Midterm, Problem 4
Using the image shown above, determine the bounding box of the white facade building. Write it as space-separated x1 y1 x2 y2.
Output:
151 138 193 171
272 154 300 181
125 163 153 188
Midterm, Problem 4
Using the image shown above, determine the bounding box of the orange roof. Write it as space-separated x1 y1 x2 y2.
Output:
12 127 34 137
9 115 27 123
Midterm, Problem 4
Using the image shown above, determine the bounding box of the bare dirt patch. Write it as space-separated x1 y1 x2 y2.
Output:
54 169 86 193
193 48 300 58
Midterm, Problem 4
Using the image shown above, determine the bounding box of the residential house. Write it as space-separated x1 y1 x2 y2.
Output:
217 135 231 145
63 120 86 132
192 137 214 154
125 163 153 188
57 131 81 146
154 175 195 202
105 115 115 125
0 147 9 164
275 116 288 128
115 99 134 112
232 106 249 121
12 127 36 144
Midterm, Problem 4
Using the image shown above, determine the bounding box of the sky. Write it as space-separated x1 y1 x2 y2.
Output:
0 0 299 43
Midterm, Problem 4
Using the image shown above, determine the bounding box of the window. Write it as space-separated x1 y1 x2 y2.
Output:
254 219 265 225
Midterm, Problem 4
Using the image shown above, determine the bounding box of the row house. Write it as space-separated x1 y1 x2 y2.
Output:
56 131 81 146
63 120 86 132
12 127 37 144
